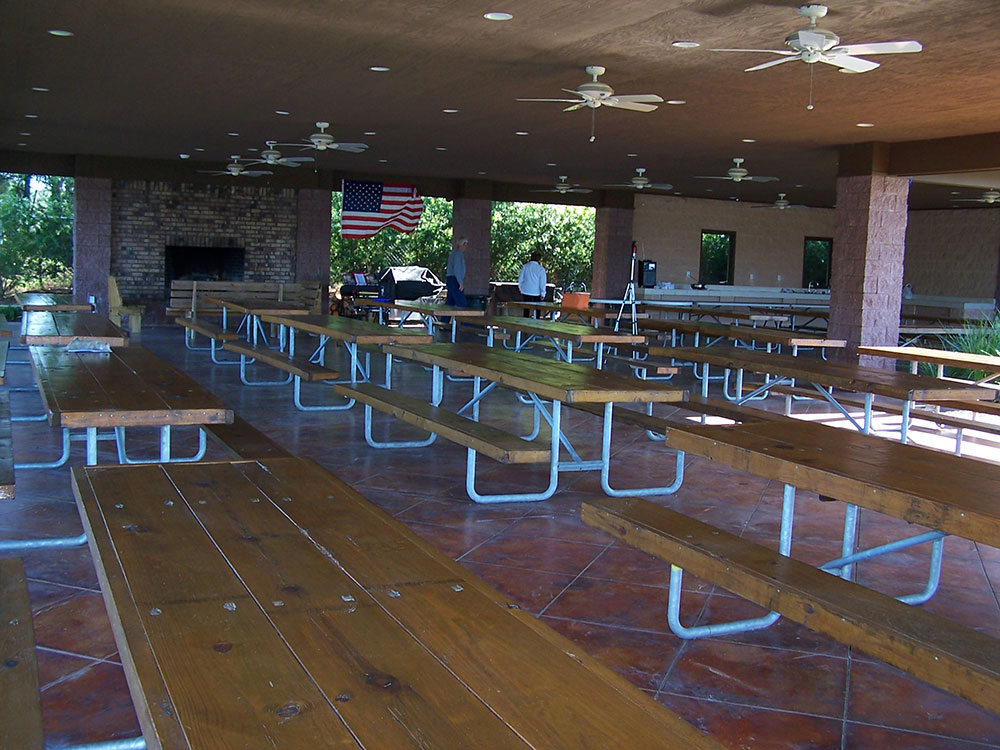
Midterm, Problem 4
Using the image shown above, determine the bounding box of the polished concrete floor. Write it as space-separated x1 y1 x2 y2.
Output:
3 323 999 749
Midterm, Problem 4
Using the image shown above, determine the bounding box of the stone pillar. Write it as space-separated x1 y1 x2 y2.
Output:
296 188 332 311
73 177 112 315
828 173 909 366
452 197 492 296
592 204 634 299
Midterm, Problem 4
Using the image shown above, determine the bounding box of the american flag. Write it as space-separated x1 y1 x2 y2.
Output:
340 180 424 239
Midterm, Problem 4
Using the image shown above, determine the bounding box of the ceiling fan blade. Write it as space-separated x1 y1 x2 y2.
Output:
197 170 229 175
563 102 587 112
746 175 780 183
242 170 273 177
282 156 315 163
328 143 368 153
602 183 635 188
745 55 802 72
711 48 795 55
693 175 731 180
517 98 582 103
833 40 923 56
567 188 593 194
824 54 880 73
612 94 665 104
276 159 302 167
604 99 659 112
648 183 674 191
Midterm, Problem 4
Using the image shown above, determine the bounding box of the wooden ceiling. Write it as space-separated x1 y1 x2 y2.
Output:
2 0 1000 208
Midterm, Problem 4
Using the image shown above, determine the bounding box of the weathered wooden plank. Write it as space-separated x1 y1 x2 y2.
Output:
582 497 1000 714
337 382 550 463
203 415 291 460
175 317 238 341
0 389 15 499
15 292 92 312
223 341 340 381
390 343 688 404
259 314 433 345
0 558 43 750
21 311 127 347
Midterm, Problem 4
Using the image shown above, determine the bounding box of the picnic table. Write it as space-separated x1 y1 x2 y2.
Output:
14 292 92 312
640 318 844 354
28 345 232 465
201 295 312 346
20 311 126 346
367 299 486 342
472 315 646 369
365 342 686 502
651 344 991 439
858 344 1000 385
70 456 720 750
503 300 604 325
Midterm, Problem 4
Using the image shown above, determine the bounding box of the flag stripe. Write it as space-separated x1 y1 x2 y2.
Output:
340 180 424 239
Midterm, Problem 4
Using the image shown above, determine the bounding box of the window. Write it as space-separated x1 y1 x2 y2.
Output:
699 230 735 284
802 237 832 289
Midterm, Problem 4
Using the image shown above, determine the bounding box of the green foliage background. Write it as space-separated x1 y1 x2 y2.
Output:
330 193 594 289
0 174 74 297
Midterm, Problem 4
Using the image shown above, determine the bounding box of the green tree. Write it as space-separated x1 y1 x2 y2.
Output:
491 202 594 289
0 173 74 296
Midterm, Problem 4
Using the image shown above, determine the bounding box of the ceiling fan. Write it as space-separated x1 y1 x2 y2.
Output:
278 122 368 153
952 190 1000 205
604 168 673 192
245 141 315 168
712 4 922 74
753 193 803 210
529 176 592 195
695 158 778 183
197 156 273 178
517 66 663 141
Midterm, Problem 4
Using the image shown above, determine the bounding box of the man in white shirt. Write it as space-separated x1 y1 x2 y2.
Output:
517 251 547 317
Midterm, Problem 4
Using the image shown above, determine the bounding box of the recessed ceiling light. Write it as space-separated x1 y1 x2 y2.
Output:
435 146 448 151
674 192 682 195
179 153 190 159
31 86 49 92
514 131 529 136
275 110 290 116
626 153 638 158
24 114 39 119
16 142 27 147
950 191 961 195
666 100 686 106
194 147 205 152
227 131 239 136
369 65 391 72
856 122 875 128
442 109 459 114
47 29 73 37
730 196 738 200
546 162 557 167
247 147 259 152
672 40 700 49
364 131 377 136
19 132 31 136
741 138 756 143
378 158 388 163
483 12 513 21
795 184 804 188
477 170 486 175
705 188 714 192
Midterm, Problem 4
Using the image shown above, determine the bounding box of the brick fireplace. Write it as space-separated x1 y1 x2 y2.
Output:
73 178 332 319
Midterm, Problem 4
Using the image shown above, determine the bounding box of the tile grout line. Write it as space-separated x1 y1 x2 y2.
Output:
536 541 615 617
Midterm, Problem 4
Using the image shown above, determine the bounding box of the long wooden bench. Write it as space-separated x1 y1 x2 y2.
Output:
203 414 292 460
0 389 14 499
223 341 340 382
582 496 1000 714
167 280 324 318
0 557 43 750
175 315 238 344
71 457 720 749
335 382 550 463
569 393 789 433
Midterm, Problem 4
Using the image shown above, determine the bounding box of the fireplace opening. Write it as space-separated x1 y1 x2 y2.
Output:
164 246 245 296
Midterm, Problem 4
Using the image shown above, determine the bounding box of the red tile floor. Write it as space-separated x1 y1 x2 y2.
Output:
3 323 999 749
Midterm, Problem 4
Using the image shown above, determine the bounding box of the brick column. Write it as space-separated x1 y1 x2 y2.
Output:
296 188 332 311
592 205 634 299
73 177 112 314
828 174 909 366
452 197 492 295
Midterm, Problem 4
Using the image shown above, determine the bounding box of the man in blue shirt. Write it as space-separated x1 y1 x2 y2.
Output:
445 237 468 309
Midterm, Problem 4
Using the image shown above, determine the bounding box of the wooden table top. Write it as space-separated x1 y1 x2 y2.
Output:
858 345 1000 374
70 456 720 750
15 292 92 312
259 314 433 345
390 343 686 404
641 319 844 348
367 299 486 317
661 419 1000 546
478 315 647 344
201 296 312 316
29 345 232 429
20 311 127 346
504 301 604 322
650 345 991 402
672 306 791 324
